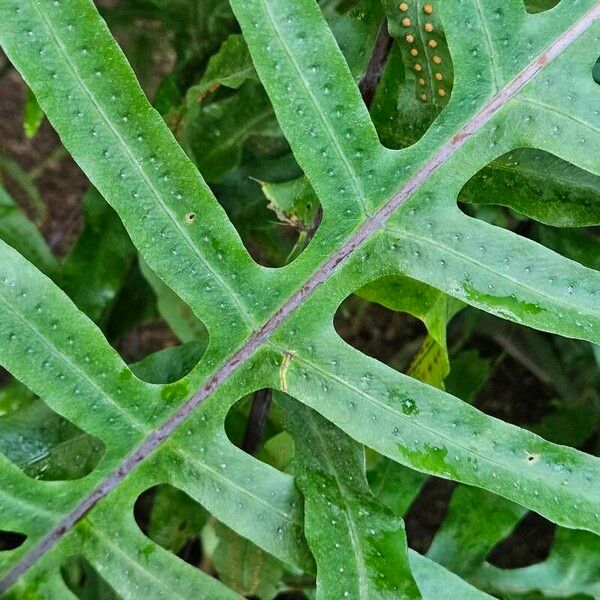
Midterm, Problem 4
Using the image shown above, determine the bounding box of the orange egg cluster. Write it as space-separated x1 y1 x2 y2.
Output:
398 1 447 102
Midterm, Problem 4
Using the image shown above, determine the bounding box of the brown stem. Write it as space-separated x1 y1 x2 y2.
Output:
359 20 393 109
304 204 323 245
28 145 68 181
241 388 273 456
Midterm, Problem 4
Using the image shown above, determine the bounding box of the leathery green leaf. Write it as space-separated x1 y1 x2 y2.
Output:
0 0 600 596
279 393 421 599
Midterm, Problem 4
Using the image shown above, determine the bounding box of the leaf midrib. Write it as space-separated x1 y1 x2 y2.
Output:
520 96 600 135
307 411 369 598
169 444 303 528
0 289 147 433
473 0 501 92
385 222 598 318
259 0 371 215
30 0 256 330
288 344 599 509
87 524 194 599
2 2 599 591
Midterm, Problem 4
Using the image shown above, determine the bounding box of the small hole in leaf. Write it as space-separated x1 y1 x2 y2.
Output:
458 149 600 279
334 280 428 374
185 211 196 224
127 340 207 385
370 27 454 150
403 478 455 554
488 513 555 567
459 149 600 228
0 530 26 551
184 79 320 268
134 485 207 565
61 555 117 599
225 389 296 472
226 389 274 456
0 388 106 481
112 261 209 382
245 176 322 268
134 483 289 594
593 57 600 87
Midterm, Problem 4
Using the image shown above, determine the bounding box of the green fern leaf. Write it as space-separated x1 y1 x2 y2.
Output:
0 0 600 596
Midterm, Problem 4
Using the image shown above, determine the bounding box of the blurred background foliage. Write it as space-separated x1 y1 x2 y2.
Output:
0 0 599 597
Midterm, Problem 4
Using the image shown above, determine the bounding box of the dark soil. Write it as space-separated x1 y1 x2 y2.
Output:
0 52 87 257
0 52 179 363
115 319 180 364
334 296 426 372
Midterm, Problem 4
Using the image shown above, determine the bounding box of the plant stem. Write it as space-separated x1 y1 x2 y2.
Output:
29 145 68 180
359 20 393 109
241 388 272 455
